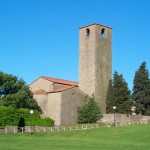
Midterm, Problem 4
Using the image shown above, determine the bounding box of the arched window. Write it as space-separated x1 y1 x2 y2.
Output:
86 28 90 38
101 28 105 38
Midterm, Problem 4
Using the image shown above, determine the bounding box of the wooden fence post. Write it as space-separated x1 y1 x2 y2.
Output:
14 128 16 134
21 127 24 133
44 127 46 132
5 127 7 134
76 126 78 130
63 126 66 131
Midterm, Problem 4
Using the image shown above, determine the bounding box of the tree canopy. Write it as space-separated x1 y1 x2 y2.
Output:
106 79 115 113
106 71 131 114
132 61 150 115
113 71 131 114
0 71 39 110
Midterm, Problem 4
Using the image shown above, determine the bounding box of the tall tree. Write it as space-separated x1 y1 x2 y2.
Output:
113 71 131 114
106 79 115 113
0 71 39 110
132 61 150 115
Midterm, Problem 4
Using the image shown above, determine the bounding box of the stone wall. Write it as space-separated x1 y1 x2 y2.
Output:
33 94 48 116
47 92 62 125
79 24 97 96
53 83 71 90
47 88 86 126
95 25 112 113
30 77 53 92
101 114 150 124
61 88 86 125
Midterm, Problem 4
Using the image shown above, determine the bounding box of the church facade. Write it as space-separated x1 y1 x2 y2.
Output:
29 23 112 126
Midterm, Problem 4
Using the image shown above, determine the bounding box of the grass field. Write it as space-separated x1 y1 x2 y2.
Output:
0 124 150 150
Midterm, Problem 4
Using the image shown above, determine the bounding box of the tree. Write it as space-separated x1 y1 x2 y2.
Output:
0 71 39 110
113 71 131 114
132 61 150 115
77 95 102 124
106 79 115 113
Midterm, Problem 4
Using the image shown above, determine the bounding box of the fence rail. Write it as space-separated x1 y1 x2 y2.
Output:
0 120 149 134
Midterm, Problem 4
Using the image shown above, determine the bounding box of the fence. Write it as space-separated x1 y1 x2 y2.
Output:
1 123 104 134
1 121 150 134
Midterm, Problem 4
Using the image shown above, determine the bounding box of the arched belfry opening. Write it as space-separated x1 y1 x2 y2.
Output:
101 28 105 38
86 28 90 38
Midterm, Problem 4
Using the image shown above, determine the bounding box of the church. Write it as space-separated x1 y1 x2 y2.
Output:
29 23 112 126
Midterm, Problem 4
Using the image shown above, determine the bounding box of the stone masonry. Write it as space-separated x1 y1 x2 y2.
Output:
79 23 112 113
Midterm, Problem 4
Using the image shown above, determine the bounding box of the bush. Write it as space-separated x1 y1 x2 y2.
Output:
0 106 19 127
0 106 54 127
18 108 41 126
38 117 55 126
77 95 103 124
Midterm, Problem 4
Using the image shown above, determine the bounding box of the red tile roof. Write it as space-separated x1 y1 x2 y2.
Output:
33 89 47 95
47 86 75 93
41 76 78 86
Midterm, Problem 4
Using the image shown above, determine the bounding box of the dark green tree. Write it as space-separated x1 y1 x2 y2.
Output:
0 71 39 110
132 61 150 115
113 71 131 114
77 95 102 124
106 79 115 113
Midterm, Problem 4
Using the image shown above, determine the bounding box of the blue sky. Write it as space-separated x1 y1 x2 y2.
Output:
0 0 150 90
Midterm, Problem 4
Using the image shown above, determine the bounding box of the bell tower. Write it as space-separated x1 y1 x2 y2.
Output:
79 23 112 113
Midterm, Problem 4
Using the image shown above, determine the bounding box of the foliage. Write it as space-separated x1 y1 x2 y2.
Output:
0 106 19 127
37 117 55 126
106 71 131 114
106 79 115 113
77 95 102 124
0 106 54 127
0 71 39 110
113 71 131 114
132 61 150 115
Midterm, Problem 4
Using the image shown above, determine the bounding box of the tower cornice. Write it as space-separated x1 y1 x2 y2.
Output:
79 23 112 29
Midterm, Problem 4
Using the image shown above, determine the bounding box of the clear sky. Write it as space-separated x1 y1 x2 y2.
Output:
0 0 150 90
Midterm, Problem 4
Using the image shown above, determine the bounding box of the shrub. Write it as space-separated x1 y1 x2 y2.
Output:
38 117 55 126
0 106 19 127
0 106 54 127
18 108 41 126
77 95 103 124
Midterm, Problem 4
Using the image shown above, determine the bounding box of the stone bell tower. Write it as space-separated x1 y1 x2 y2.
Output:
79 23 112 113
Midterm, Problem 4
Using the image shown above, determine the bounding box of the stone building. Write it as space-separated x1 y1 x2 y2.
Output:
30 23 112 125
29 76 86 125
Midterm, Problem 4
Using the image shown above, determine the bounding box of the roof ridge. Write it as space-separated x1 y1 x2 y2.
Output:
41 76 78 83
41 76 78 86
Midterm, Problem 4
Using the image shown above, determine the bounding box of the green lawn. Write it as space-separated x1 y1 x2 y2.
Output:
0 124 150 150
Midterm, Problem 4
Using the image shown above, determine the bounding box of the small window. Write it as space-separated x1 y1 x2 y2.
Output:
86 28 90 38
101 28 105 38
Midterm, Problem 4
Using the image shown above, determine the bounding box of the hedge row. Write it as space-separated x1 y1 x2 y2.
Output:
0 106 54 127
